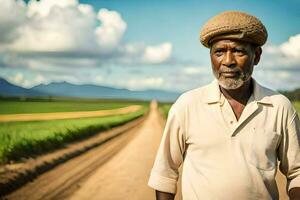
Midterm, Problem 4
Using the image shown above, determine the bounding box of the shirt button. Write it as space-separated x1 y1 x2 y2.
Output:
230 121 234 124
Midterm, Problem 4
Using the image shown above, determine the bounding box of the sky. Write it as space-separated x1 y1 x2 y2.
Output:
0 0 299 92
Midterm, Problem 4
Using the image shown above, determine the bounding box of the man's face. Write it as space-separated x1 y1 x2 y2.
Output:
210 39 261 90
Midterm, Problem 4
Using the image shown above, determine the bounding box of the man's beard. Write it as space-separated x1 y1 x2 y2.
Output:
213 66 252 90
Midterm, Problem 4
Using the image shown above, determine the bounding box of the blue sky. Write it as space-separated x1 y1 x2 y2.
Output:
0 0 299 92
82 0 300 63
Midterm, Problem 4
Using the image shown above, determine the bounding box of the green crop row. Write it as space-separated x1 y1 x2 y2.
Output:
0 98 149 114
0 107 148 163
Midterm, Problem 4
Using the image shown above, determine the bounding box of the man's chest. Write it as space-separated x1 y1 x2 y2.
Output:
183 103 282 171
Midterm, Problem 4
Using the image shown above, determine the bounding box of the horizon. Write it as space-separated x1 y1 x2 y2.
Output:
0 76 181 93
1 76 298 94
0 0 299 93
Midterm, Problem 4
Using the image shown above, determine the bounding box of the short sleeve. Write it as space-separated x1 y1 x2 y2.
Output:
148 105 186 194
278 110 300 192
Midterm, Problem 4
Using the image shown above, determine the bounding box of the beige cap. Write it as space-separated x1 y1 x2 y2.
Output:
200 11 268 47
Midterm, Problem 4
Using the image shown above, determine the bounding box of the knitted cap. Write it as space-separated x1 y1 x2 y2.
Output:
200 11 268 47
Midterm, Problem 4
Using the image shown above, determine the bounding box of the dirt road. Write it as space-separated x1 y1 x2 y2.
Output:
4 101 288 200
4 101 164 200
68 101 164 200
0 105 142 122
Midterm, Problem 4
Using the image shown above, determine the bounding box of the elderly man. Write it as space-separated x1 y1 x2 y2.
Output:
148 11 300 200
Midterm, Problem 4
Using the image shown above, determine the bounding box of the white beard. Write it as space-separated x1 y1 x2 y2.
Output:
213 66 252 90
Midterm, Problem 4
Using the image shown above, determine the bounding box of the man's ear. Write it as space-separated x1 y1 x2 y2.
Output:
254 46 262 65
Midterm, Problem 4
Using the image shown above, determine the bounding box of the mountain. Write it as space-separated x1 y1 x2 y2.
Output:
0 78 46 97
32 82 180 101
0 78 180 101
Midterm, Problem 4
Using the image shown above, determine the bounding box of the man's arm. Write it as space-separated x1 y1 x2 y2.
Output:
148 104 186 195
289 187 300 200
156 190 175 200
278 108 300 196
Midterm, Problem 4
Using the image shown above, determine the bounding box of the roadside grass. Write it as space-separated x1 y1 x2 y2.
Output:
0 98 148 114
0 107 148 163
158 103 173 119
294 101 300 115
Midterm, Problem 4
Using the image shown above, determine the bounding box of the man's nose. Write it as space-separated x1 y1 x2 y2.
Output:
223 51 236 67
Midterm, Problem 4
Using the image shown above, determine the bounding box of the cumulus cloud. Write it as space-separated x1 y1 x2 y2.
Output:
26 0 78 17
280 34 300 58
94 75 104 84
182 66 208 75
23 74 47 88
5 0 96 52
253 69 300 90
0 0 172 68
95 8 127 53
127 77 165 90
7 72 47 88
261 33 300 69
253 33 300 90
0 0 26 44
142 43 172 64
12 72 24 84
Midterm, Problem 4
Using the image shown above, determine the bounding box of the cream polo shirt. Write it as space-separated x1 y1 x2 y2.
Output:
148 79 300 200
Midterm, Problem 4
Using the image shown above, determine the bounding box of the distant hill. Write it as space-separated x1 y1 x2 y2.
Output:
0 78 180 102
0 78 46 97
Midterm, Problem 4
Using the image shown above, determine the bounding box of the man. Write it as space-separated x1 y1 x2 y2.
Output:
148 11 300 200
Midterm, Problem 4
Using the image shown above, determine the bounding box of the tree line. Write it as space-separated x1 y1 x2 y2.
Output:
280 88 300 102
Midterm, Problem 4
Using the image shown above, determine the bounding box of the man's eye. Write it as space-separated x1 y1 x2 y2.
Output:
234 49 245 55
214 50 223 56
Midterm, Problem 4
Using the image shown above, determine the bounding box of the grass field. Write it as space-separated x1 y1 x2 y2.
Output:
0 107 147 163
0 98 148 114
0 98 149 163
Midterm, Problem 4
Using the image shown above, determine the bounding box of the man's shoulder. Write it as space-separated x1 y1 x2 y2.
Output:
256 83 294 111
172 84 211 110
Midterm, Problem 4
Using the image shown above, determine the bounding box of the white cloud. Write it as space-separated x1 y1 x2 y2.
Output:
22 79 32 88
94 75 104 83
12 72 24 84
280 34 300 58
34 74 46 84
254 33 300 90
0 0 26 44
183 66 207 75
253 69 299 91
264 45 282 55
262 33 300 69
0 0 172 67
95 8 127 53
22 74 47 88
127 77 164 90
7 0 96 52
26 0 78 18
142 43 172 64
8 73 48 88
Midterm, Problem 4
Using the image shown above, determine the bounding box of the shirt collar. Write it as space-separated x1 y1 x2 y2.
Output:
202 79 222 104
252 79 273 105
202 78 273 105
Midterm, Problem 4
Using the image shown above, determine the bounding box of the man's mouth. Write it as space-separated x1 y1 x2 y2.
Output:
221 71 239 78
